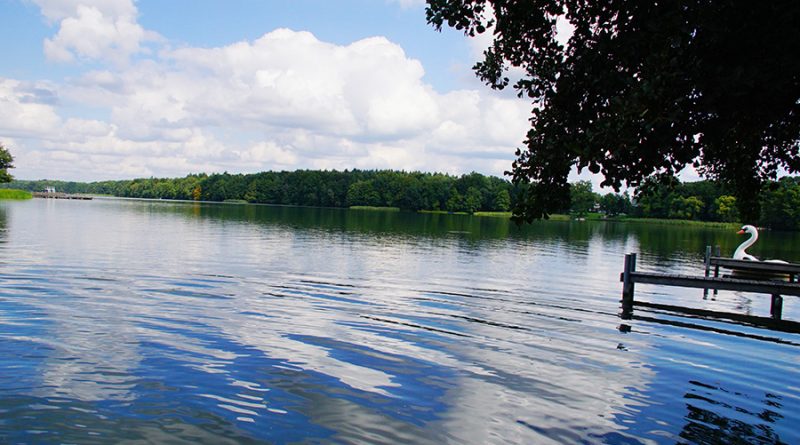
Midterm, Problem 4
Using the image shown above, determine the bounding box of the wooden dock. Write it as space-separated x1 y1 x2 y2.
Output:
32 192 93 200
620 252 800 321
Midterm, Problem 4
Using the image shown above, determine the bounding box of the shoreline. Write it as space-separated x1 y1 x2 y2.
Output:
14 195 744 229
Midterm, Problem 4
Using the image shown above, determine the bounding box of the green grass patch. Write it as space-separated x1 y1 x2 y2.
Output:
609 216 740 229
473 211 512 218
469 211 574 220
418 210 469 215
350 206 400 212
0 189 32 200
567 212 605 220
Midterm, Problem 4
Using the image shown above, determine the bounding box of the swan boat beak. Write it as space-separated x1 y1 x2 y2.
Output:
737 229 745 234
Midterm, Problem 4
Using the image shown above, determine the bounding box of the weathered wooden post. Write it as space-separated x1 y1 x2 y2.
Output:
713 245 721 297
621 253 637 316
771 294 783 320
704 246 712 298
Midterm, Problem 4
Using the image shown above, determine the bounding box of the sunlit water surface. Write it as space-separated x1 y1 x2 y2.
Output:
1 198 799 444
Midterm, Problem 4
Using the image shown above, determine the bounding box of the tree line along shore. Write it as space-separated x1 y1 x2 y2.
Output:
2 170 799 230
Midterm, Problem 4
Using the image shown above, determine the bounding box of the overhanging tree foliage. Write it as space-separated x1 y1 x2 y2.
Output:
426 0 800 223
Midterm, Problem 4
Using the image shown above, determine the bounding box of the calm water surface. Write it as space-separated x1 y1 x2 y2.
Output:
1 198 799 444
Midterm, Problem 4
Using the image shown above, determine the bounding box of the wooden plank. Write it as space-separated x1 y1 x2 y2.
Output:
710 257 800 274
629 271 800 296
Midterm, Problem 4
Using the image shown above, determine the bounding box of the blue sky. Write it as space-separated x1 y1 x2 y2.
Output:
1 1 468 82
0 0 550 183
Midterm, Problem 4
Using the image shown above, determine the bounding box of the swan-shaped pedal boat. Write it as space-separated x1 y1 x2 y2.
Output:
733 225 788 264
730 225 791 280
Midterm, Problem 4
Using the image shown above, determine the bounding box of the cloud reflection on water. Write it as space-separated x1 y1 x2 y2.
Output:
0 199 798 444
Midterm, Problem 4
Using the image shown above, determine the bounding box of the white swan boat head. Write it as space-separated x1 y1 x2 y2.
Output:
733 225 789 264
733 225 759 261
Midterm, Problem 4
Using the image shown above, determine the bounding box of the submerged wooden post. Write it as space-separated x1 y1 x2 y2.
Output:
621 253 637 315
771 294 783 320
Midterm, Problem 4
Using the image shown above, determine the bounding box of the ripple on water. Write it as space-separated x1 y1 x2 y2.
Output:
0 200 799 444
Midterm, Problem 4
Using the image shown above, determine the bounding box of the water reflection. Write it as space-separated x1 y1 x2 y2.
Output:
679 381 786 444
0 206 7 242
0 199 798 444
100 198 800 263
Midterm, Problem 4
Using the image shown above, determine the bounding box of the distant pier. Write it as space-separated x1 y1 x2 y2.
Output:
32 192 93 200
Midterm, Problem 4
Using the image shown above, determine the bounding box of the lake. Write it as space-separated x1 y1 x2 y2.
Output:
1 198 798 444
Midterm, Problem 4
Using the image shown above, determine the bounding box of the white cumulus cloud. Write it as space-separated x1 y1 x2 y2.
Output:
6 3 534 182
35 0 158 64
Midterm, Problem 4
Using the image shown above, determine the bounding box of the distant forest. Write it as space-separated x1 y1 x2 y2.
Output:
4 170 800 230
7 170 515 214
